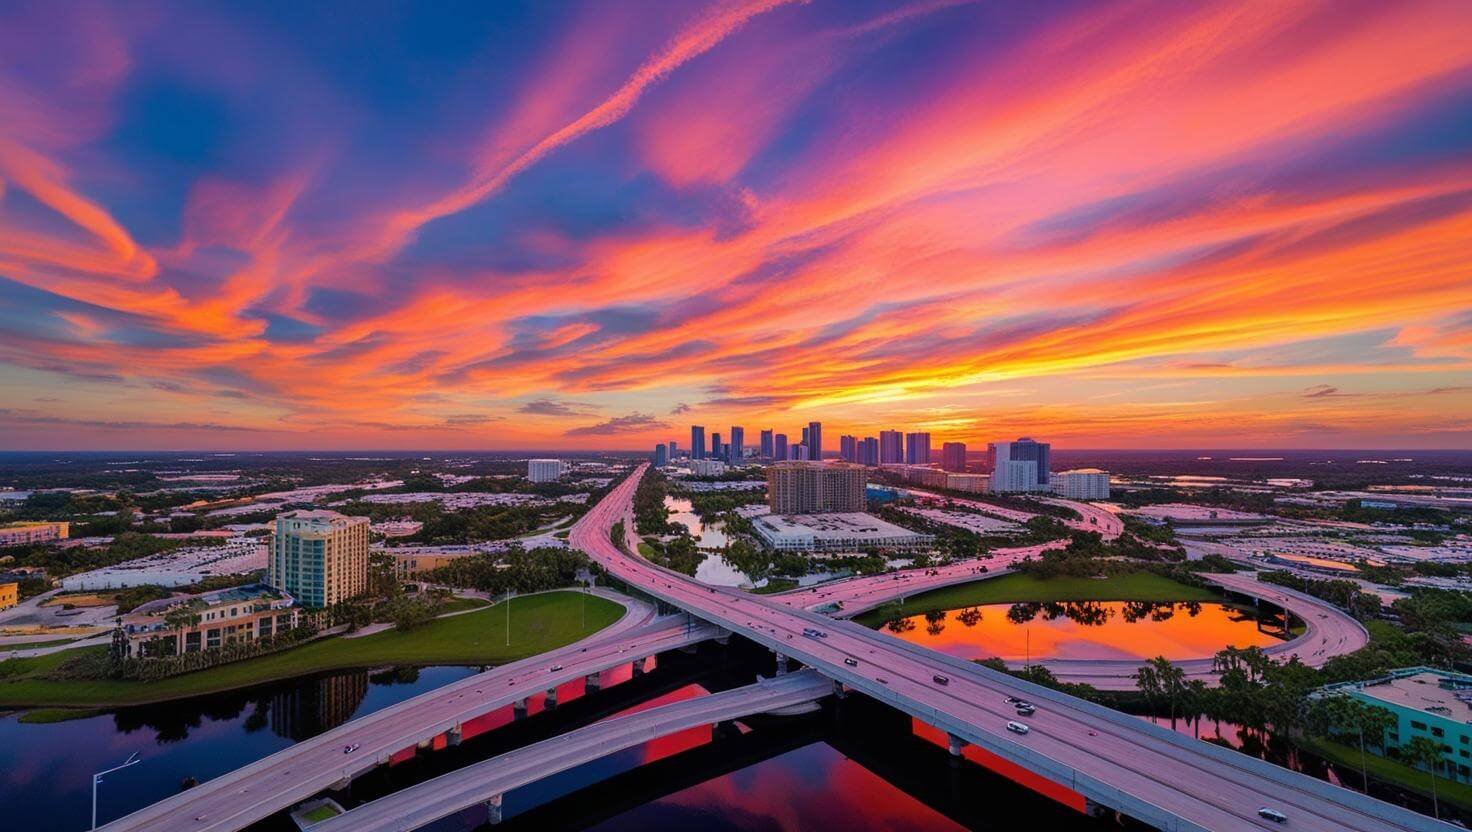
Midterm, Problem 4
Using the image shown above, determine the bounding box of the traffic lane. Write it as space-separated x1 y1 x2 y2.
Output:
580 484 1417 831
313 671 833 832
99 596 678 832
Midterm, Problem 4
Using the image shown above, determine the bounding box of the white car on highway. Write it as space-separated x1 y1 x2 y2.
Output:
1006 721 1029 735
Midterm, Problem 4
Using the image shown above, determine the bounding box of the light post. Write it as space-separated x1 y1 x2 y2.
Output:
92 751 141 829
505 589 515 647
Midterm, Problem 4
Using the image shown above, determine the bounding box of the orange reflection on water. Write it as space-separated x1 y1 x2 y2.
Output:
882 601 1281 661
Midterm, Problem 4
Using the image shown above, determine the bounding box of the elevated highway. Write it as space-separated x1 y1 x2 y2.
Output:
311 670 833 831
574 464 1450 832
98 593 722 832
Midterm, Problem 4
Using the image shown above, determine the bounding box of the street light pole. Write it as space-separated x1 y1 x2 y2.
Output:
92 751 141 829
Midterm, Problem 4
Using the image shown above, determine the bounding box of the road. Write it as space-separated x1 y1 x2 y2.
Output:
905 490 1125 539
98 590 722 832
311 670 833 831
574 464 1450 832
767 556 1369 690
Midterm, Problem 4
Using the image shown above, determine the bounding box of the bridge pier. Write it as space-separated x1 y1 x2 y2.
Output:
632 657 646 676
946 732 968 757
715 628 731 645
545 687 558 708
585 672 601 692
513 698 528 720
1084 799 1109 818
448 725 462 747
485 793 504 825
774 653 789 675
832 679 847 699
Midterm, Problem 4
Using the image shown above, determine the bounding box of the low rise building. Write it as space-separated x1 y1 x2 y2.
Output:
945 473 990 493
119 583 299 657
0 521 70 547
1316 667 1472 783
1051 468 1111 499
62 538 267 591
752 512 934 552
689 458 727 477
370 519 424 538
0 581 17 611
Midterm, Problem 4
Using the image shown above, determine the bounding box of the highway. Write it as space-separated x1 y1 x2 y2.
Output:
97 590 721 832
575 464 1451 832
768 555 1369 690
311 670 833 831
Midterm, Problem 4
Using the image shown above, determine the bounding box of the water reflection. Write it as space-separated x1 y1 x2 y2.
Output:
883 601 1283 661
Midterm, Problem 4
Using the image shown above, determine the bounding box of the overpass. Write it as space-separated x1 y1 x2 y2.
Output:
311 670 833 831
98 594 723 832
770 555 1369 690
575 464 1451 832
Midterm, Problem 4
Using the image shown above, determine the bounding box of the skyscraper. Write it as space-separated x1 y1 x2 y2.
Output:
988 438 1052 491
269 510 370 608
711 432 721 462
654 444 668 466
760 429 774 459
905 432 931 465
801 426 810 448
839 435 857 462
942 442 967 472
668 440 677 460
858 436 879 466
691 425 706 459
807 421 822 461
879 430 904 464
774 433 788 461
729 426 744 463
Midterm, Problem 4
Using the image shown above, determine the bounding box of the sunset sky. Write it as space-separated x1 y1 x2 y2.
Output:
2 0 1471 450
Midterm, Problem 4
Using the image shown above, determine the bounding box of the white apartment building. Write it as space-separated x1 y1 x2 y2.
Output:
527 458 566 482
1051 468 1111 499
992 459 1046 493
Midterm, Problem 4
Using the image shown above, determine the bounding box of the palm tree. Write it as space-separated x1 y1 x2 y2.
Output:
1149 656 1188 730
1403 735 1445 820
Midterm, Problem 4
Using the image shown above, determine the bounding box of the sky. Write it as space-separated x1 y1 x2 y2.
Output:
1 0 1471 451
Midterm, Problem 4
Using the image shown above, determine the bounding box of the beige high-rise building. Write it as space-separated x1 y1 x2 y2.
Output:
268 510 371 608
766 462 866 515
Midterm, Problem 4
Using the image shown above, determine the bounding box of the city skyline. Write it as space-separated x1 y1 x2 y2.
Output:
3 1 1472 451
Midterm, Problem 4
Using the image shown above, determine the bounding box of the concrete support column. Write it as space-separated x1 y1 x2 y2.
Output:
632 657 646 676
774 653 789 675
545 687 558 708
715 629 731 645
585 672 601 692
448 725 462 747
946 733 967 757
513 698 528 720
485 794 504 825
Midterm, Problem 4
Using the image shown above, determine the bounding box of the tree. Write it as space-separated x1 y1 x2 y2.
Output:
1402 735 1446 820
1136 656 1186 729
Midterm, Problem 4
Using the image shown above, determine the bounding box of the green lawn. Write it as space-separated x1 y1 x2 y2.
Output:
0 637 86 652
439 596 491 614
1298 735 1472 811
637 541 657 557
853 571 1219 625
0 591 623 708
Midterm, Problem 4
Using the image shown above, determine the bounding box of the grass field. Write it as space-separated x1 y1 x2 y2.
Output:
0 591 623 708
439 596 492 614
1297 735 1472 811
853 571 1219 625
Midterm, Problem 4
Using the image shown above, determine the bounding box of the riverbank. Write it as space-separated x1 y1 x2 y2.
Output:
1296 735 1472 812
853 572 1219 625
0 590 622 708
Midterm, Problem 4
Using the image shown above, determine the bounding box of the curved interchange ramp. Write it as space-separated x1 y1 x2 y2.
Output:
310 670 833 831
97 596 720 832
572 464 1451 832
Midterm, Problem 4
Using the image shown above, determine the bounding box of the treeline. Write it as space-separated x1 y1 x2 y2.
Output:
634 470 671 535
423 545 591 596
1256 570 1382 620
